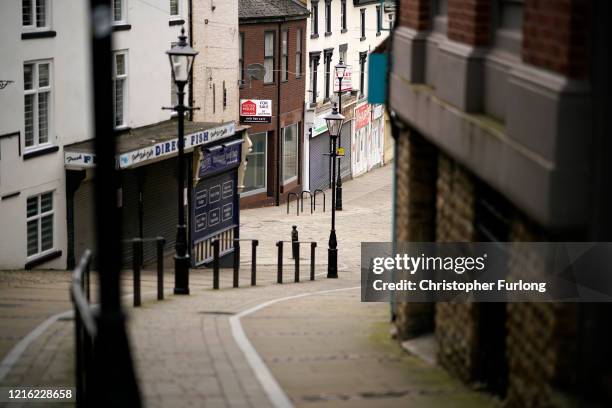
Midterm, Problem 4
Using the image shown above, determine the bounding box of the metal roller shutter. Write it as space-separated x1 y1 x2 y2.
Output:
309 132 332 192
142 158 179 263
121 170 140 265
339 121 352 179
74 181 96 265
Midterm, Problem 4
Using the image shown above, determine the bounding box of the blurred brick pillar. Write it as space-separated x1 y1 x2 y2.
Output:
393 130 437 340
447 0 491 46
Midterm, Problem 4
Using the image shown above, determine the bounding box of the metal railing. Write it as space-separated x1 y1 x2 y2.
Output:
70 250 95 407
125 237 166 307
212 238 259 289
286 192 299 215
276 240 317 283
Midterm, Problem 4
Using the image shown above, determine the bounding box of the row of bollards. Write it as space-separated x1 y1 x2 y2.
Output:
211 226 318 289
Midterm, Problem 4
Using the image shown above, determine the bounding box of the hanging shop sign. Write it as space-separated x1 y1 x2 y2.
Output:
333 66 353 92
240 99 272 123
64 152 96 168
355 102 371 130
197 139 243 179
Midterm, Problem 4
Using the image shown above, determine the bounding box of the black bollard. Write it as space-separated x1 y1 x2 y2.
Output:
157 237 165 300
251 240 258 286
132 238 142 307
295 242 300 283
213 239 220 290
310 242 317 281
276 241 283 284
233 239 240 288
291 225 299 259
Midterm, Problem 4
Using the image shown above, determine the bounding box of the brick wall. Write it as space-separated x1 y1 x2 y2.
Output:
505 216 579 407
393 130 437 339
522 0 590 79
398 0 430 31
239 19 307 207
447 0 491 47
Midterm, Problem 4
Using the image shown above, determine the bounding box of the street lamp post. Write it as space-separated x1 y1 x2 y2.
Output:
334 60 347 211
325 104 345 278
167 28 198 295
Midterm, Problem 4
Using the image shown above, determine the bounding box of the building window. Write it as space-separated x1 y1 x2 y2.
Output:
376 5 382 35
360 9 366 40
223 81 227 110
170 0 179 16
295 29 302 77
243 132 267 194
239 32 244 84
112 0 125 24
264 31 275 84
359 52 367 96
281 30 288 81
112 51 127 128
494 0 524 54
26 191 54 258
309 54 320 104
282 123 298 183
324 50 333 100
311 1 318 37
22 0 49 30
341 0 347 32
324 0 331 35
24 61 52 149
339 45 347 65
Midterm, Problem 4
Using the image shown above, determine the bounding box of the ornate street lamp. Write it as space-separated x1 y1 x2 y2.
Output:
167 27 198 295
334 59 347 211
325 104 345 278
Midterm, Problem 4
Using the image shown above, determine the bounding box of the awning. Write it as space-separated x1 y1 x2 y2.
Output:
64 120 241 170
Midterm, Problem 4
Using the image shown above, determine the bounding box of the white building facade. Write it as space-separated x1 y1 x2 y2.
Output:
192 0 240 124
0 0 197 269
301 0 392 191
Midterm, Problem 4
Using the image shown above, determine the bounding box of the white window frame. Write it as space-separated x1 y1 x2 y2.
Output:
26 191 55 260
22 0 51 31
23 60 53 151
112 0 127 25
282 124 299 185
170 0 181 18
112 51 128 129
241 132 268 197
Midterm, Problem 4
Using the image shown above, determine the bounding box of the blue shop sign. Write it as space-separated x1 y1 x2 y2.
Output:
192 171 238 243
198 140 242 179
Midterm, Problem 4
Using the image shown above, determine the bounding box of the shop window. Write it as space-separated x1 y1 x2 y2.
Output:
243 132 267 194
282 123 298 183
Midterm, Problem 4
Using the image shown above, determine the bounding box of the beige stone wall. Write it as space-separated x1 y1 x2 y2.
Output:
434 154 480 382
192 0 239 123
393 130 437 340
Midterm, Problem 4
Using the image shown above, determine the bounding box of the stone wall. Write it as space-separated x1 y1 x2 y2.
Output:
393 130 437 340
434 154 480 383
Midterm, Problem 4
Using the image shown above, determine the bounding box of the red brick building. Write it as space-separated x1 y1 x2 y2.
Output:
238 0 309 208
389 0 611 407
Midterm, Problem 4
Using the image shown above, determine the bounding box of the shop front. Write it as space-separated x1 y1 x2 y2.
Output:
352 101 384 178
64 120 243 267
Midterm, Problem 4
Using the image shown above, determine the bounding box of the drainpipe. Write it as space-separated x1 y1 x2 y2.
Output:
275 21 282 206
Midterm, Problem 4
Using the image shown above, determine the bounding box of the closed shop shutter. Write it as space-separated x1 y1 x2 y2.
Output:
339 121 352 179
309 132 332 192
121 169 140 265
74 181 96 265
142 158 179 262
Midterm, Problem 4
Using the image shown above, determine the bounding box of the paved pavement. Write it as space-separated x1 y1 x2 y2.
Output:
0 164 497 407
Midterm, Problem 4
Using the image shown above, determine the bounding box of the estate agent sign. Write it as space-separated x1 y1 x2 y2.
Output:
240 99 272 123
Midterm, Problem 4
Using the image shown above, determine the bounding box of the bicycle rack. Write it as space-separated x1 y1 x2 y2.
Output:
300 190 314 214
286 192 299 215
313 189 326 212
